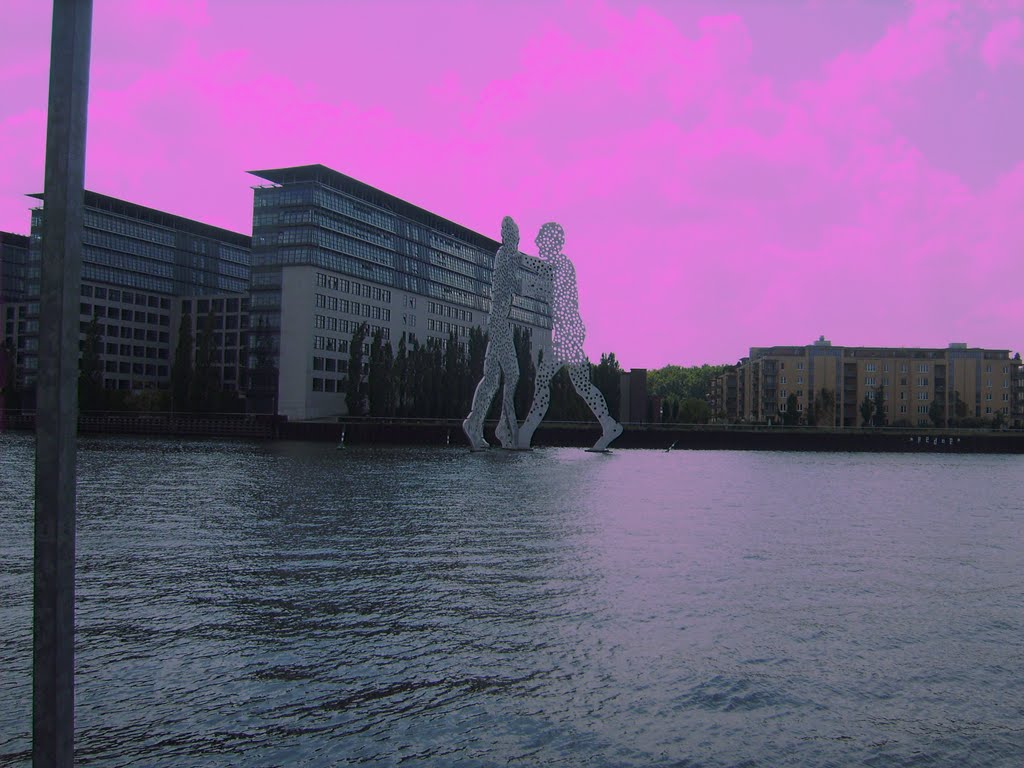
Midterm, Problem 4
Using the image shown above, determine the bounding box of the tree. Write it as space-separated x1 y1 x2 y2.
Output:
953 391 967 425
592 352 622 421
79 312 104 411
171 312 194 412
859 393 874 427
814 388 836 428
783 392 800 425
992 410 1006 429
393 332 409 417
346 322 369 416
367 327 386 417
928 398 945 428
678 397 712 424
872 383 886 427
648 364 728 402
247 315 278 414
189 311 221 412
512 326 535 419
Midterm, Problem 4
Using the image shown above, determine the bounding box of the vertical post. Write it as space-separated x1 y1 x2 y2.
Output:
34 2 92 767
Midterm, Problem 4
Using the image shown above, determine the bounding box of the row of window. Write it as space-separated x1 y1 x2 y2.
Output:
83 229 175 264
428 301 474 323
315 272 392 303
83 209 176 246
426 318 470 337
311 377 345 393
80 285 171 308
80 304 171 326
313 294 391 321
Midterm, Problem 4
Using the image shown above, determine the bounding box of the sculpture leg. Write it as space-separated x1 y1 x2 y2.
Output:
517 359 556 449
568 361 623 450
463 350 500 450
494 339 520 449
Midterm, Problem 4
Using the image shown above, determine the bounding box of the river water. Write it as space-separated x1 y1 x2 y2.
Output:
0 434 1022 767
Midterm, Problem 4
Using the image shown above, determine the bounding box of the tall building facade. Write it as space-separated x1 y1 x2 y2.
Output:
0 231 30 303
1 192 251 395
247 164 552 420
712 337 1022 427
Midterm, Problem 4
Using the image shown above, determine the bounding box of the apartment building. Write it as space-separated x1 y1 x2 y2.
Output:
712 337 1021 427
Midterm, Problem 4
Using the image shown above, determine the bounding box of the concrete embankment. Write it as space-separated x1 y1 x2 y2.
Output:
4 413 1023 453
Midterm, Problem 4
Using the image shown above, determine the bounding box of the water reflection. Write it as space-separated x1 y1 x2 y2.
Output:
0 435 1022 767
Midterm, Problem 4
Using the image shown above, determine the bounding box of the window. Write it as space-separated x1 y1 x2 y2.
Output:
918 363 929 373
917 404 929 414
313 356 324 371
866 363 876 372
986 393 992 401
985 406 992 414
796 362 804 370
796 376 803 384
312 378 323 392
918 391 929 400
1003 379 1009 388
882 363 889 372
899 404 907 414
865 377 876 386
1002 393 1009 402
780 376 787 384
900 364 908 373
985 364 992 373
917 377 929 386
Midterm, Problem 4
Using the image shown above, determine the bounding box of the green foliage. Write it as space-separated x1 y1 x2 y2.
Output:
953 391 967 423
512 327 536 419
189 312 222 413
928 398 945 428
814 388 836 427
660 396 711 424
171 312 193 412
346 322 369 416
591 352 622 421
648 364 727 402
78 313 104 411
783 393 800 425
859 394 874 427
873 384 887 427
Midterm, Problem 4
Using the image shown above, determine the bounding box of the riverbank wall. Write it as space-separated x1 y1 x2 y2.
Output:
5 412 1022 453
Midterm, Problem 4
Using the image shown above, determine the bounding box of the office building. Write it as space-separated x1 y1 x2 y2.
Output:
246 164 552 420
712 337 1022 427
1 192 251 395
0 231 30 303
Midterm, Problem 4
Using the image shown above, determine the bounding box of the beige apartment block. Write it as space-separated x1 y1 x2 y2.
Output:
710 337 1022 428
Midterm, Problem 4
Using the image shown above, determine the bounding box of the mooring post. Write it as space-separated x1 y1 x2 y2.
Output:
34 2 93 766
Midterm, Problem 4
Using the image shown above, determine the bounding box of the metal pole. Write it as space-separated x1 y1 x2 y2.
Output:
34 2 92 766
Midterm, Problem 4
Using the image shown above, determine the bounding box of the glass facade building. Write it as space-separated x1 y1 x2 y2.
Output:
2 192 252 395
247 164 552 419
0 231 30 303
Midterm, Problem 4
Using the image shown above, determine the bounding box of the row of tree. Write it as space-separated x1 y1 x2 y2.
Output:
777 386 1005 428
343 322 625 423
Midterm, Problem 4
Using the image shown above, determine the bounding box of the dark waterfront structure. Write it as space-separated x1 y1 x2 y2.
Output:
2 192 251 397
246 164 551 419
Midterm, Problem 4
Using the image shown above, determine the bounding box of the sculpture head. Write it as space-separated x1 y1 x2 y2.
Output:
536 222 564 256
501 216 519 249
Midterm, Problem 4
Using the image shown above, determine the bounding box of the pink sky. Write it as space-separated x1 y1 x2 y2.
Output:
3 0 1024 368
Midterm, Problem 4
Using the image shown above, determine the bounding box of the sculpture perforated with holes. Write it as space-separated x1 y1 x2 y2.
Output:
517 222 623 451
462 216 521 450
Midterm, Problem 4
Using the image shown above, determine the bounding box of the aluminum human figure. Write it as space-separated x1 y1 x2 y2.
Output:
462 216 521 450
518 222 623 451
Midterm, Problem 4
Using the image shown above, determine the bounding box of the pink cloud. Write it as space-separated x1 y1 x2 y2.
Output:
981 16 1024 68
3 0 1024 367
